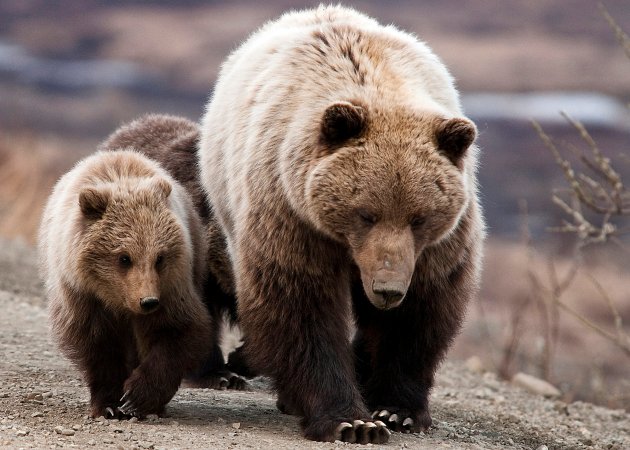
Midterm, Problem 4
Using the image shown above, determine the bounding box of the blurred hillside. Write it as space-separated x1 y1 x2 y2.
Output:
1 0 629 409
1 0 629 237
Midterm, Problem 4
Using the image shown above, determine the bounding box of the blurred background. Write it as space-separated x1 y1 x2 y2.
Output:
1 0 629 409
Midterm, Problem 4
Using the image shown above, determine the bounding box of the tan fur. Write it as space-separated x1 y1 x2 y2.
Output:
199 5 484 442
39 149 212 418
99 113 251 388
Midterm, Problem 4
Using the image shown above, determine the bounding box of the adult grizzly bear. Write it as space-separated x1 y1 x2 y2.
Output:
39 150 213 418
99 114 251 389
199 5 484 444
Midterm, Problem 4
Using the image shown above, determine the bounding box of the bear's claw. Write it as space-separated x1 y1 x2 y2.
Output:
334 419 390 444
371 409 425 433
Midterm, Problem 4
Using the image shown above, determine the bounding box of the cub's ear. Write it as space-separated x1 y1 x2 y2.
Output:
79 187 110 220
435 117 477 166
153 177 172 200
320 101 367 144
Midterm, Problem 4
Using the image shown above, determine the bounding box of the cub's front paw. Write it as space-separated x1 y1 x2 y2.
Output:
118 371 176 418
372 407 432 433
90 403 129 420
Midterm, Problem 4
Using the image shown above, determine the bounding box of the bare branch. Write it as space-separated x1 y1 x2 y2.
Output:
599 2 630 60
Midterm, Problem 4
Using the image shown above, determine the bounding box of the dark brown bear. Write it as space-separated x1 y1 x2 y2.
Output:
39 150 213 418
100 114 253 388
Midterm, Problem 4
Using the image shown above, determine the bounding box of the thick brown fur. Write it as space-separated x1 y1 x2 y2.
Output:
100 114 250 389
39 150 213 418
200 6 484 444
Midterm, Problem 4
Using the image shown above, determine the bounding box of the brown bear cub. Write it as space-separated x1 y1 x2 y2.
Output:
200 6 485 444
99 113 253 388
39 149 213 418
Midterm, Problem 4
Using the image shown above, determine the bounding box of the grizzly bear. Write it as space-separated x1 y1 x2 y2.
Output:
39 149 213 418
99 114 252 389
199 5 484 444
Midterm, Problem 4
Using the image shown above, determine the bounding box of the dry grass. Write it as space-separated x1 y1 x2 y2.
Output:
454 239 630 409
0 133 92 243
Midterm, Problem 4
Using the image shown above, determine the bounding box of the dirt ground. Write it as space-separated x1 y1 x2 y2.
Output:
0 238 628 450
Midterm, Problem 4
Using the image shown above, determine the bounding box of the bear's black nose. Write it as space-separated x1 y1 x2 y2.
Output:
140 296 160 312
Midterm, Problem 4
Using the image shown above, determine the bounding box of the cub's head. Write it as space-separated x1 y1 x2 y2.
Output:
77 176 189 315
306 101 476 310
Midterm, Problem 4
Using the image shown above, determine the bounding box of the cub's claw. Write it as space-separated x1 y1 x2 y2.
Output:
120 391 129 403
402 417 414 432
105 407 115 419
118 400 138 417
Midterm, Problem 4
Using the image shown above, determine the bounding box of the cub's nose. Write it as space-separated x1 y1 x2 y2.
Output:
372 281 406 307
140 296 160 313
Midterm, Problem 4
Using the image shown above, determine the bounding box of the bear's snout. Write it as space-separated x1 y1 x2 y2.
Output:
140 296 160 313
371 279 407 310
372 280 406 305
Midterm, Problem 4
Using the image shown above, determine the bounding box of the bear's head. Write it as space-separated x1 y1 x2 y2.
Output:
305 101 476 310
77 176 190 315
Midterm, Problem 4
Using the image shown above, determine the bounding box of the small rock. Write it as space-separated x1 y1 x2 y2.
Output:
465 355 485 374
146 414 159 421
72 424 81 431
129 417 139 423
43 392 53 398
87 440 96 446
512 372 561 398
232 422 241 429
54 425 75 436
31 412 43 418
16 430 28 437
26 392 43 400
0 393 8 398
536 446 549 450
228 432 237 437
138 442 154 449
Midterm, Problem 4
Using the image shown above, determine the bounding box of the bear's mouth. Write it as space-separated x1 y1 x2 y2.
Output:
368 287 406 310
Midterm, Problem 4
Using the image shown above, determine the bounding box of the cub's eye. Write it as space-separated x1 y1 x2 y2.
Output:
118 254 132 268
410 216 426 228
155 254 164 269
357 209 377 226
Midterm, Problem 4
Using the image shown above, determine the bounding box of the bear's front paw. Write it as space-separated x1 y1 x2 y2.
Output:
304 418 390 444
183 372 249 390
335 420 391 444
371 408 432 433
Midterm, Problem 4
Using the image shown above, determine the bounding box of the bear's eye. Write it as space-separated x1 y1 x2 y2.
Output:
118 254 132 269
155 254 164 270
357 209 377 226
410 216 426 228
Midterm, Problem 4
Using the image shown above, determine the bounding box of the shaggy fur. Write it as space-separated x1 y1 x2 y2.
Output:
39 150 213 418
200 5 484 444
99 114 250 389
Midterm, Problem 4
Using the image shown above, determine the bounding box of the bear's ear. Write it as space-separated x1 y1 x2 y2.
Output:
79 187 110 220
435 117 477 166
153 177 172 200
320 101 367 145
